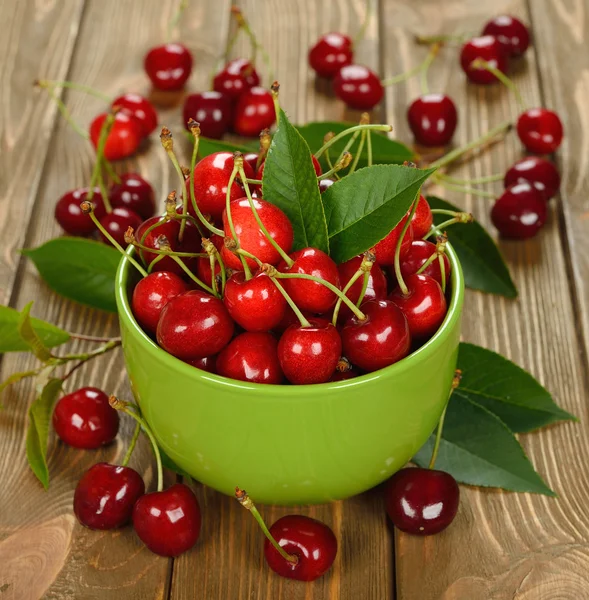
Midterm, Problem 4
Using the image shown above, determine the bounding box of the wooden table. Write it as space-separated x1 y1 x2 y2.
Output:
1 0 588 598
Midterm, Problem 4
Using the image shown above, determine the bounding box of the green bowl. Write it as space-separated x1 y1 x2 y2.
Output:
115 245 464 505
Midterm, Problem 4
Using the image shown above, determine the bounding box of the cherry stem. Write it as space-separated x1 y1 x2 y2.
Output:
415 33 471 45
245 178 263 185
331 252 374 326
381 44 439 89
420 44 440 95
257 129 272 170
366 129 373 167
225 156 252 277
271 277 312 328
429 369 462 469
439 254 447 293
319 151 353 180
103 158 121 184
60 339 122 381
271 82 280 126
88 112 116 212
121 421 141 467
68 333 119 343
36 81 89 140
167 0 188 43
148 253 166 273
416 235 447 275
203 237 226 297
36 79 111 103
169 255 216 295
349 133 365 175
232 7 274 82
422 213 473 240
324 146 340 181
433 177 496 199
430 208 459 217
393 193 420 296
130 239 206 258
235 487 298 565
470 59 526 110
437 172 503 185
160 128 189 242
352 0 372 47
315 124 392 159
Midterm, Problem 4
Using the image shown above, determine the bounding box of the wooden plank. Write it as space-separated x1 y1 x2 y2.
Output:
169 1 394 599
380 1 589 598
0 1 231 599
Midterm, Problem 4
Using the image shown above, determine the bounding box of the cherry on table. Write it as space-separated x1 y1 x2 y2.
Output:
407 94 458 147
213 58 261 102
482 15 530 58
99 207 143 247
401 240 451 287
109 172 156 219
55 188 106 236
233 87 276 137
337 255 388 318
89 112 143 161
183 91 232 139
460 36 508 85
308 32 353 79
372 216 414 266
504 156 560 201
516 108 564 154
332 64 384 110
491 182 547 239
112 93 158 138
144 43 193 91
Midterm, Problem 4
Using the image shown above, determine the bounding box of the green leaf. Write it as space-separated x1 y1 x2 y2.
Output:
26 378 63 489
322 164 435 264
17 302 53 362
413 393 555 496
22 238 121 313
0 369 40 404
196 136 258 158
455 343 575 433
0 305 70 353
160 447 193 480
262 109 329 253
427 196 518 298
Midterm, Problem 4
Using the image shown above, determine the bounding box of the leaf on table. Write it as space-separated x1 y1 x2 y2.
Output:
262 109 329 254
427 196 518 298
22 238 121 313
0 369 40 404
17 302 53 362
322 164 435 264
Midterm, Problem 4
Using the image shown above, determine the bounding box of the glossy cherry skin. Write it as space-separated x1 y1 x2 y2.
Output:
410 195 433 238
99 207 143 247
482 15 530 58
53 387 119 449
341 300 411 372
337 255 388 318
217 332 284 384
233 87 276 137
407 94 458 147
133 483 201 557
185 355 217 374
243 152 259 173
89 112 142 161
109 172 156 219
213 58 261 102
386 468 459 535
332 64 384 110
224 271 286 332
308 32 353 79
55 188 106 235
400 240 451 287
389 274 447 340
112 93 158 138
517 108 564 154
504 156 560 201
372 216 414 266
264 515 338 581
278 319 342 385
221 198 294 270
460 36 508 85
74 463 145 530
491 182 547 239
319 178 334 193
132 271 188 335
144 43 193 91
273 306 316 334
182 91 232 139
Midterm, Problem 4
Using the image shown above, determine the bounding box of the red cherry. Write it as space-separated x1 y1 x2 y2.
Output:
341 300 410 372
460 36 508 85
278 319 342 384
233 87 276 137
217 332 284 384
212 58 261 102
516 108 563 154
185 355 217 374
264 515 337 581
400 240 451 287
223 271 286 332
332 64 384 110
243 152 259 173
74 463 145 530
386 468 459 535
389 273 447 340
144 43 193 91
407 94 458 147
308 32 353 79
337 255 388 318
319 178 334 193
504 156 560 201
221 198 294 270
491 182 547 239
157 290 234 360
195 234 224 284
109 172 156 219
410 195 433 238
273 306 316 334
482 15 530 58
112 93 158 138
99 207 142 247
55 188 106 236
90 112 142 161
372 216 414 265
53 387 119 449
133 483 201 557
182 91 232 139
132 271 188 335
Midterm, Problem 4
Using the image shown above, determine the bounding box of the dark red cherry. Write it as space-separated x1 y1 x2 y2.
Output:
329 367 361 381
185 355 217 374
195 234 223 284
112 93 158 138
217 332 284 384
133 483 201 557
504 156 560 201
99 207 142 247
243 152 259 173
372 216 414 266
337 255 388 318
157 290 234 360
74 463 145 530
132 271 188 335
332 64 384 110
460 36 508 85
400 240 451 287
410 195 433 238
386 467 459 535
264 515 338 581
308 32 353 79
144 43 193 91
278 319 342 385
341 300 410 372
407 94 458 147
517 108 563 154
491 182 547 239
182 91 232 139
482 15 530 58
109 172 156 219
212 58 261 102
233 87 276 137
223 271 286 332
53 387 119 449
89 112 142 161
55 188 106 236
319 178 334 193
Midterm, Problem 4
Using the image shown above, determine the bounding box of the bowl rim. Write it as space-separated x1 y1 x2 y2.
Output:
115 238 464 394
